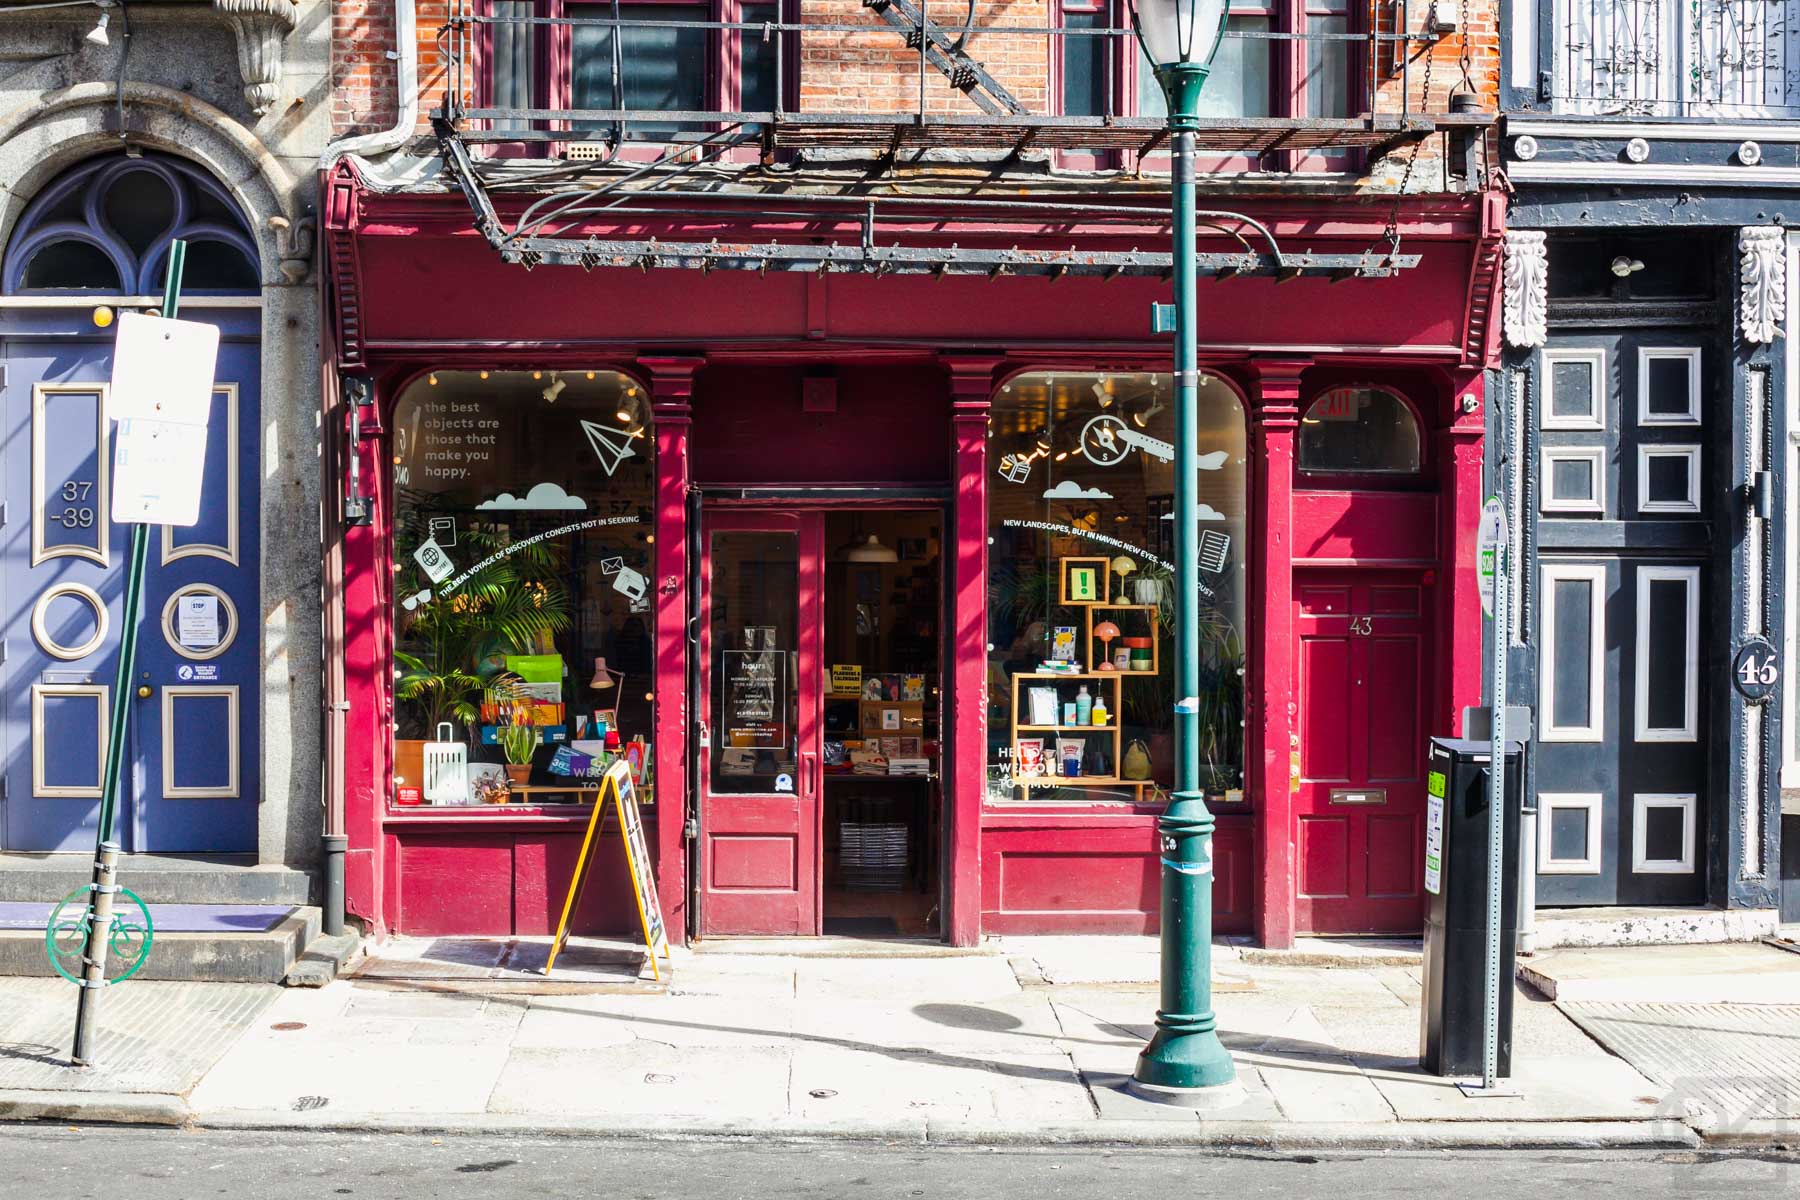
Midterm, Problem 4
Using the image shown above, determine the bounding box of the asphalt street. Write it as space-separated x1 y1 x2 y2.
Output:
0 1128 1793 1198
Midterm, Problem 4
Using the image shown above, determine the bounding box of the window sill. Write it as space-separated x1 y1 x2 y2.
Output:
384 803 657 828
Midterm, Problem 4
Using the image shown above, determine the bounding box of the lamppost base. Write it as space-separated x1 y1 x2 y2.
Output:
1125 1075 1247 1111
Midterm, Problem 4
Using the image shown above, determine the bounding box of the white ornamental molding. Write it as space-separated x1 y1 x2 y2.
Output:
1739 226 1787 345
1502 230 1548 349
213 0 300 116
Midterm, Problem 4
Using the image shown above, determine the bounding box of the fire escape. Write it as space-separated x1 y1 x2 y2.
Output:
429 0 1493 280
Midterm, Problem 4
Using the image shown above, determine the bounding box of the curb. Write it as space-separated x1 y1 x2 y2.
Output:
181 1109 1707 1151
0 1089 188 1127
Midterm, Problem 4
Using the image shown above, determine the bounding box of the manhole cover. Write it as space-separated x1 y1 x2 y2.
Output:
645 1073 676 1085
270 1022 307 1032
293 1095 329 1112
809 1088 837 1099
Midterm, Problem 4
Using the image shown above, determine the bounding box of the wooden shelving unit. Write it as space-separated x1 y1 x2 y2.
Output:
1084 603 1160 676
1008 671 1146 800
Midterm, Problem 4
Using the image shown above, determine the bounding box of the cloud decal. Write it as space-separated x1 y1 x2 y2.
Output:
475 482 588 511
1197 450 1230 470
1042 480 1114 501
1163 504 1228 521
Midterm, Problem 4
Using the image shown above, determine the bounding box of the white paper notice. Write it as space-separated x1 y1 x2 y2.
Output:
108 312 220 424
111 417 210 526
177 594 221 649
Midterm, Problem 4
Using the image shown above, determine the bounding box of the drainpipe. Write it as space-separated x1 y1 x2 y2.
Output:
317 0 418 170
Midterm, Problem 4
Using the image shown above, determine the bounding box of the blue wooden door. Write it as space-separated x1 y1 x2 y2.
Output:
1 327 260 852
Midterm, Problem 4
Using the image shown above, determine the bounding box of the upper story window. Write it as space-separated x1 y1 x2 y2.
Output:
488 0 780 143
1298 387 1421 475
1054 0 1351 123
1552 0 1800 117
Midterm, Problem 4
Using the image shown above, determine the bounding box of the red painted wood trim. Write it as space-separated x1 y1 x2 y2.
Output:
1248 359 1308 950
944 355 1001 947
1436 375 1487 742
644 355 703 944
342 384 390 937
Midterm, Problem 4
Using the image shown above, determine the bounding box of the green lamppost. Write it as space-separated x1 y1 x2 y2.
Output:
1125 0 1243 1108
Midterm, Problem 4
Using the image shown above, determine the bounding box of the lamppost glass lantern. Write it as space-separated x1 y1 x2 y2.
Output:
1128 0 1234 124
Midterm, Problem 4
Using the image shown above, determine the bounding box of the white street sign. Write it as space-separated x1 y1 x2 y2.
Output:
111 417 210 526
107 312 219 424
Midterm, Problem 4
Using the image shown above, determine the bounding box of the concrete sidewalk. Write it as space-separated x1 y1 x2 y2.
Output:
1 936 1793 1149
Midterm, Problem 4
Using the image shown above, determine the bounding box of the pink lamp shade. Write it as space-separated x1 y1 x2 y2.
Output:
1093 621 1122 642
589 657 617 689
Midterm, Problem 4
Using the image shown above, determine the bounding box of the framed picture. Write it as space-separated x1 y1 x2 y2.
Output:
1059 556 1109 605
880 707 902 730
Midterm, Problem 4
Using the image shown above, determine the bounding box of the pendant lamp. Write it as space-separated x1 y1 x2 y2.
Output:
840 533 899 563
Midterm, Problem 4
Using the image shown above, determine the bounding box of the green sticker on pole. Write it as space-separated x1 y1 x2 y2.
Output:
1477 497 1507 620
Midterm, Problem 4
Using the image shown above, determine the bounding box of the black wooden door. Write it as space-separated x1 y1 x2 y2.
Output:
1531 329 1712 906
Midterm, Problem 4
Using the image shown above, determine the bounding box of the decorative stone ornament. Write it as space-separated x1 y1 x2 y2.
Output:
213 0 299 115
1502 230 1548 349
1511 134 1539 162
1739 226 1786 345
1623 137 1651 163
1739 140 1764 167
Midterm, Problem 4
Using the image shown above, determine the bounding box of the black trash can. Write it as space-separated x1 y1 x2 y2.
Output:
1419 736 1523 1078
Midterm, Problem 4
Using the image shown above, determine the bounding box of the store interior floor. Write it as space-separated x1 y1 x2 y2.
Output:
820 510 943 939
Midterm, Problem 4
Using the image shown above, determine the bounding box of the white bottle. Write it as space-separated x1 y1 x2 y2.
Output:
1075 685 1092 726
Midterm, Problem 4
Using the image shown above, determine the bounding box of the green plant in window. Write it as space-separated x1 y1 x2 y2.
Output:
392 516 572 737
1121 562 1244 788
497 722 540 767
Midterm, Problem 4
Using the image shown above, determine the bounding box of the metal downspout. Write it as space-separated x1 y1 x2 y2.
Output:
317 0 419 169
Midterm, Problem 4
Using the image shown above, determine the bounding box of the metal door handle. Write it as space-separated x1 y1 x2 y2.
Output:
802 751 818 799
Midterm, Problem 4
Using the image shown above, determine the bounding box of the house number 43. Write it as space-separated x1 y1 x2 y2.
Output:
1733 638 1780 704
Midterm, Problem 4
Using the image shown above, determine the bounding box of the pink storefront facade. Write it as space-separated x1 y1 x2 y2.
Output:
322 165 1503 949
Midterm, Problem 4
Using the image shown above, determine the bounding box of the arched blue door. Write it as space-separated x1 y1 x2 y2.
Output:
1 153 262 852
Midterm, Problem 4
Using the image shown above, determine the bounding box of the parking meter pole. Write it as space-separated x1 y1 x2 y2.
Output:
71 239 186 1067
1480 526 1508 1092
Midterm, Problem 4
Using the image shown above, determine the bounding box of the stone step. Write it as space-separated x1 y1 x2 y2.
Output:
0 853 312 906
1518 942 1800 1004
1527 905 1780 950
0 904 318 984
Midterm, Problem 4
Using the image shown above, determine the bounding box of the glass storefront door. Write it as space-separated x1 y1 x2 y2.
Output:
697 511 824 935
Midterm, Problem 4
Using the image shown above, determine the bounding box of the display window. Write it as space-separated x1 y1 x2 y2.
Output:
985 371 1248 805
388 369 655 808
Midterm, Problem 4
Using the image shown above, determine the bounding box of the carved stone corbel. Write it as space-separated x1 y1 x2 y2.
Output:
1501 230 1547 350
213 0 299 116
1739 226 1786 345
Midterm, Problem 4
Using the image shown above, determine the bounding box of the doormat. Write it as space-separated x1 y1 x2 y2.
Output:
822 916 901 936
0 901 294 933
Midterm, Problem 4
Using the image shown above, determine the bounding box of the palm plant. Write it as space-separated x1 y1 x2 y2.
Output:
393 515 572 738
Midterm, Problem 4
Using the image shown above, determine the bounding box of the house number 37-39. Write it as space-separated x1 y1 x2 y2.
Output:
1733 638 1780 703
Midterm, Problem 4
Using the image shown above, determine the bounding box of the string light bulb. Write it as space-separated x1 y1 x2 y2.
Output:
428 373 438 386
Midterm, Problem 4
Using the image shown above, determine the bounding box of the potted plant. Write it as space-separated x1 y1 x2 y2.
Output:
497 723 539 791
391 516 572 742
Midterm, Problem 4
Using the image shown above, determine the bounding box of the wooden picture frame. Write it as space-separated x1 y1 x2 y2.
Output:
1059 556 1110 606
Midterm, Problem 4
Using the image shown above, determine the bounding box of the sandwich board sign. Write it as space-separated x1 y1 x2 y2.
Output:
544 760 672 981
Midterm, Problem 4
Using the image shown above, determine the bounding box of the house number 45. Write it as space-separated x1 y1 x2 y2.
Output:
1733 638 1780 704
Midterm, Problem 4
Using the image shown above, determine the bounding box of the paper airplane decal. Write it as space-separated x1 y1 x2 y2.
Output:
581 419 638 477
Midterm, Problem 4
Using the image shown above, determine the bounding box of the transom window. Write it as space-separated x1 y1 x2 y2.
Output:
1298 387 1421 475
2 153 258 295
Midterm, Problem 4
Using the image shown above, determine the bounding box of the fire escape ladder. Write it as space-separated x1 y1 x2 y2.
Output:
858 0 1026 117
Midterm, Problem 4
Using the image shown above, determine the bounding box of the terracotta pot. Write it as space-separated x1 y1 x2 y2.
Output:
503 763 532 786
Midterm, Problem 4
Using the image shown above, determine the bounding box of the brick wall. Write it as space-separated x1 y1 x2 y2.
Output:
331 1 1501 159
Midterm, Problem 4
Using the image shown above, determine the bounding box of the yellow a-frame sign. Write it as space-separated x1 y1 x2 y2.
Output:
544 759 672 981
